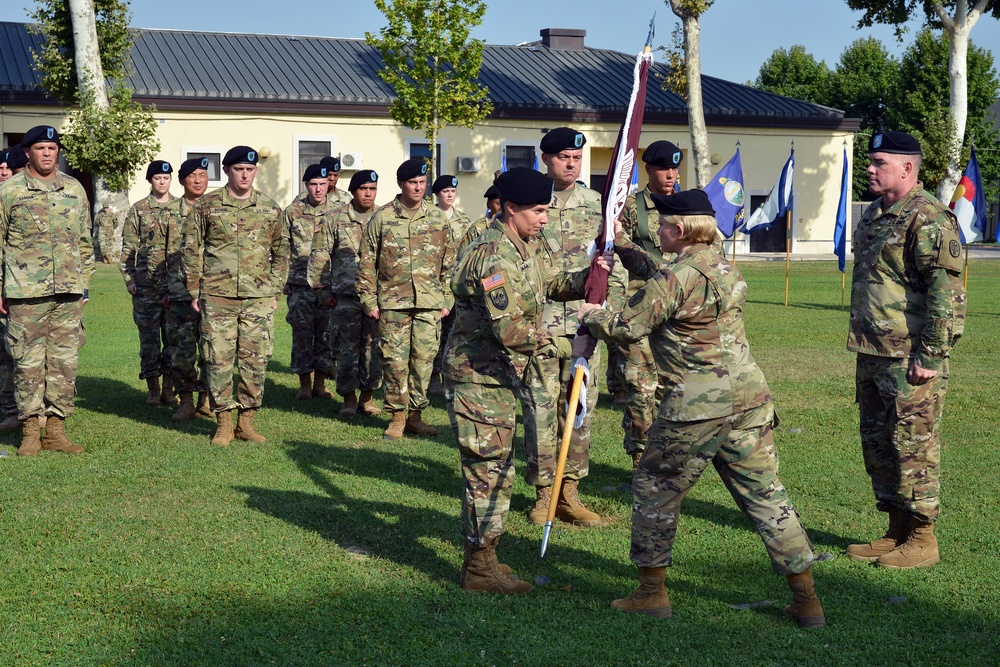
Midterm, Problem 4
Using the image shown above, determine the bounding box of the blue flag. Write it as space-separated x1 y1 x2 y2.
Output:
501 148 508 173
948 146 990 243
703 148 745 238
745 150 793 233
833 147 849 273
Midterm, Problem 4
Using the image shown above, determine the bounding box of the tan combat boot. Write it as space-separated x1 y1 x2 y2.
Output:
611 567 672 617
383 411 407 440
459 540 532 594
0 413 22 432
359 390 381 416
404 409 438 436
235 409 266 443
783 568 826 628
846 507 911 562
146 377 161 405
211 410 234 446
527 486 552 526
17 416 41 457
196 392 213 417
339 392 358 418
630 449 644 471
160 380 179 406
877 522 939 569
485 537 513 576
295 373 312 401
312 371 333 399
171 392 196 421
41 415 84 454
556 479 601 526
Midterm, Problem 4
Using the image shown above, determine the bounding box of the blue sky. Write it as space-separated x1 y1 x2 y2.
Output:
3 0 999 85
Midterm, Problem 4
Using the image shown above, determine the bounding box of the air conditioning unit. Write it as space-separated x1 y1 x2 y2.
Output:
457 156 481 173
340 152 363 170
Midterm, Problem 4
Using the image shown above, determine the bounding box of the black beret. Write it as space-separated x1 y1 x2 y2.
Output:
319 156 341 172
349 170 378 191
0 149 8 165
484 185 501 200
650 189 715 216
302 164 329 182
179 156 210 180
6 145 27 170
22 125 60 147
432 174 458 193
222 145 258 166
869 131 922 156
495 167 554 206
145 160 173 180
540 127 586 154
396 158 428 181
643 141 683 168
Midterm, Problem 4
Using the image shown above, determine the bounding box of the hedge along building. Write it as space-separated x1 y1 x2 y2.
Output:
1 23 860 254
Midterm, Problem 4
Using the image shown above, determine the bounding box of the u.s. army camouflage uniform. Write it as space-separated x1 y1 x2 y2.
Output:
121 193 177 381
523 184 626 487
149 198 206 393
0 171 94 420
583 238 814 575
433 207 474 386
456 214 495 261
284 196 337 377
181 187 288 412
849 182 965 524
93 207 120 263
445 220 586 545
308 202 382 395
357 197 455 414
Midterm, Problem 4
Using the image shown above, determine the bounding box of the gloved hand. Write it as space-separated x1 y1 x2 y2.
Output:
571 333 597 360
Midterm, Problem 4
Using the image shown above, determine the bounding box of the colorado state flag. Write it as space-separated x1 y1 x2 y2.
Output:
949 147 989 243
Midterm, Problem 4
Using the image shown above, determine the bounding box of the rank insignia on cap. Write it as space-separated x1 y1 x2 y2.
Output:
574 133 584 148
200 157 209 168
873 134 883 149
46 128 54 139
489 287 509 310
672 151 682 165
370 171 377 181
320 167 328 177
248 150 256 161
482 272 505 291
451 177 457 187
420 164 427 174
162 163 170 172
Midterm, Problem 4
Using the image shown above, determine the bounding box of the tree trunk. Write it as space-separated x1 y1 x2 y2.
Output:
681 14 712 188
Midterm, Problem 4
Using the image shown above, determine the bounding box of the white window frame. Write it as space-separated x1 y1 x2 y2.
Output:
180 145 227 188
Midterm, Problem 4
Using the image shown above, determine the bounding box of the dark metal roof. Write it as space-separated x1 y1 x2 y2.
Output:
0 21 855 129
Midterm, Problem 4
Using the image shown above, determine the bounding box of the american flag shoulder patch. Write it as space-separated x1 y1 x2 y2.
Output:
482 272 505 291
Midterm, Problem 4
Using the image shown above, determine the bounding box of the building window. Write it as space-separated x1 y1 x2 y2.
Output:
182 148 223 185
298 140 331 182
504 145 537 171
407 142 442 176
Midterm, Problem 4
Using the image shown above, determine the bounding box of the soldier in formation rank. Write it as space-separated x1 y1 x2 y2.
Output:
0 148 19 432
320 156 352 206
430 174 471 395
455 185 501 260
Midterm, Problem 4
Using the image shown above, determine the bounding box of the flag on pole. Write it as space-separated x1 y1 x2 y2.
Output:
501 147 508 173
949 146 989 243
746 150 794 233
833 146 849 273
629 163 639 196
704 148 745 238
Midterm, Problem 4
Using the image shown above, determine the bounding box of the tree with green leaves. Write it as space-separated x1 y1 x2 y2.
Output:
753 45 833 104
365 0 492 188
666 0 715 188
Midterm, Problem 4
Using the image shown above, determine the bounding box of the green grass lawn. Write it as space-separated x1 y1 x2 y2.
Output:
1 261 998 666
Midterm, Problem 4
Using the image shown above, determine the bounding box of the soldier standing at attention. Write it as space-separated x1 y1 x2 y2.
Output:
122 160 178 406
148 157 212 421
182 146 289 446
455 184 501 259
430 174 471 395
285 164 336 401
579 189 824 627
446 167 609 594
3 145 28 178
0 149 12 184
357 158 455 440
845 131 965 569
0 148 19 432
93 205 118 263
320 156 352 206
308 170 383 418
0 126 95 456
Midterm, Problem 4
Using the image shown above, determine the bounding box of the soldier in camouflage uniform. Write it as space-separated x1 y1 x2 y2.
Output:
357 158 455 440
148 157 212 421
846 132 965 570
0 126 95 456
446 168 606 594
308 170 383 418
455 185 502 260
616 140 684 469
580 189 823 627
0 149 19 431
93 205 119 263
122 160 178 406
0 148 12 184
285 164 337 401
320 156 353 206
181 146 289 446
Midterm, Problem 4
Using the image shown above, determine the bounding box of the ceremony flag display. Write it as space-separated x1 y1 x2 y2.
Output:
833 146 849 273
746 150 794 233
949 146 989 244
704 148 745 238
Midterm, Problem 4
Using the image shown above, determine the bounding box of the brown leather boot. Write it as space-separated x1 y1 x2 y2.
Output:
485 537 513 576
611 567 672 617
527 486 552 526
146 377 161 405
630 449 644 471
0 413 22 432
211 410 234 446
404 409 438 436
783 568 825 628
17 416 40 456
171 392 196 421
295 373 312 401
877 522 939 569
41 415 84 454
359 390 381 416
383 411 406 440
339 391 358 417
160 380 179 406
613 389 628 406
196 392 213 417
556 479 601 526
312 371 333 399
235 408 266 443
460 540 532 594
846 507 911 562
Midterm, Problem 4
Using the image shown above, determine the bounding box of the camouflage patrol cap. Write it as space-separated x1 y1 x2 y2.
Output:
643 141 683 168
349 170 378 191
22 125 60 147
145 160 173 181
222 145 258 166
178 157 210 180
650 189 715 216
495 167 553 205
6 145 27 170
396 158 428 181
869 131 922 156
432 174 458 193
320 156 341 172
302 164 329 182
